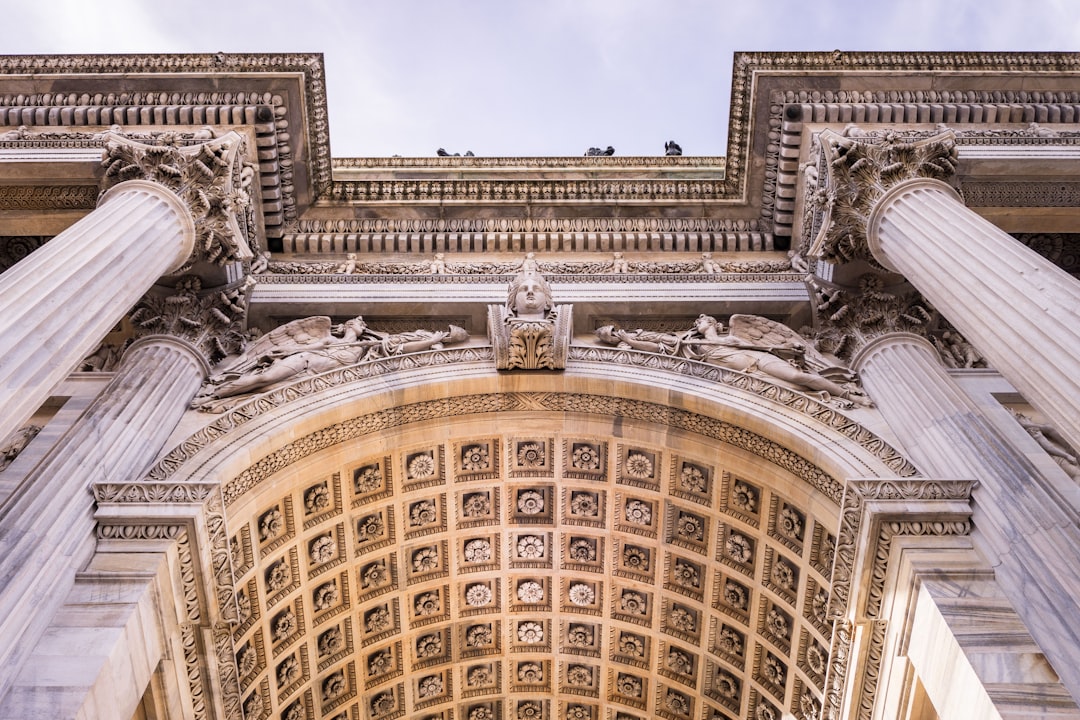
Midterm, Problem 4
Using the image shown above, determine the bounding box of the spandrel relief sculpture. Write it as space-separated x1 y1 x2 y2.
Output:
192 314 467 410
488 259 573 370
1013 410 1080 482
596 314 870 406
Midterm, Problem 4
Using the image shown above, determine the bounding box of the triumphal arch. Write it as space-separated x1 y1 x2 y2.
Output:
2 51 1080 720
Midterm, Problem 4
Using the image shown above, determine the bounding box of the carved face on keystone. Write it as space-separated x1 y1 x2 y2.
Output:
508 271 552 320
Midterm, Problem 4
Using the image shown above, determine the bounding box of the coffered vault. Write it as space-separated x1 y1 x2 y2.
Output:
1 51 1080 720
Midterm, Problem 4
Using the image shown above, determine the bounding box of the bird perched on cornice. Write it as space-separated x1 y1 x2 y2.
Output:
665 140 682 156
585 146 615 156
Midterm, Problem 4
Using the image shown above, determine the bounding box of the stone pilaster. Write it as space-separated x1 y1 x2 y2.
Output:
0 336 208 706
852 333 1080 703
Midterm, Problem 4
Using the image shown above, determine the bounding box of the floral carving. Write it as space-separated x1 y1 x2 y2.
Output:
725 532 753 563
354 464 382 493
416 633 443 657
619 591 647 615
371 692 395 716
272 609 296 642
762 654 786 685
418 674 443 698
624 452 654 479
309 534 335 564
465 583 493 607
569 538 597 562
464 538 492 562
414 591 442 616
669 606 696 633
679 463 707 492
467 665 491 686
265 559 289 592
517 661 544 683
469 707 493 720
566 705 591 720
277 655 300 685
572 443 601 470
807 641 828 675
619 633 645 657
283 700 303 720
356 514 384 541
322 670 345 700
242 692 263 718
368 649 392 676
258 507 282 542
461 445 490 471
408 452 435 479
318 626 344 656
675 512 704 541
516 442 546 468
516 535 545 559
665 689 691 715
766 607 790 640
731 480 759 513
517 621 545 644
313 580 339 611
715 670 740 698
771 557 797 591
365 606 390 634
616 673 642 697
566 624 594 648
569 583 595 606
624 499 652 525
569 491 599 516
778 505 804 539
462 492 491 517
723 580 748 610
409 499 437 526
517 700 542 719
672 560 701 588
466 624 493 647
566 664 593 685
304 483 330 514
517 580 544 603
236 644 256 677
361 560 388 588
412 546 440 573
622 545 650 571
516 489 545 514
716 626 744 657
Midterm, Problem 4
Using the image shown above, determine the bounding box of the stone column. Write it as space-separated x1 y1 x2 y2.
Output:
853 333 1080 702
0 180 195 444
816 128 1080 452
0 336 208 705
867 176 1080 454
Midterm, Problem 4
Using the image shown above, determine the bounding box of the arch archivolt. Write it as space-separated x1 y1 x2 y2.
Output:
128 353 920 720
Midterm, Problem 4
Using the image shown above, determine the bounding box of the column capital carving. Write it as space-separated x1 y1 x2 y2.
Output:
128 275 255 367
808 129 959 265
100 130 256 273
807 272 935 363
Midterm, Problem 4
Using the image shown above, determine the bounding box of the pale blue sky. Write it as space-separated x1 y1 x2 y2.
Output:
3 0 1079 157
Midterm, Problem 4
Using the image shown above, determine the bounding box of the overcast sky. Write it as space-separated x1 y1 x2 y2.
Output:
3 0 1079 157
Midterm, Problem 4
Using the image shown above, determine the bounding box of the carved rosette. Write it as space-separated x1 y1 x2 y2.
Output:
488 305 574 370
809 129 958 265
100 130 255 271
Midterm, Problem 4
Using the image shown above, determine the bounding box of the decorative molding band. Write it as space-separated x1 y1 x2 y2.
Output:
333 155 725 169
962 181 1080 207
292 216 762 235
281 231 774 255
326 178 728 203
0 184 97 209
142 345 915 502
257 268 797 282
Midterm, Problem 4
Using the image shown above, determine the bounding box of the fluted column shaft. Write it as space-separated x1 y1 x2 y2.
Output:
0 180 195 443
856 333 1080 702
867 177 1080 452
0 336 207 704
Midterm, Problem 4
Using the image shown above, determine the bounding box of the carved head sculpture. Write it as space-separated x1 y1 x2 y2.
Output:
507 269 553 320
695 314 722 335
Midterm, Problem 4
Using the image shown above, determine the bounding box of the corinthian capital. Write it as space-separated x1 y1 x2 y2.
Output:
808 129 958 265
100 130 256 271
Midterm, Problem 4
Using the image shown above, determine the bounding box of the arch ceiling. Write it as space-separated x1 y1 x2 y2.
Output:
151 357 914 720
